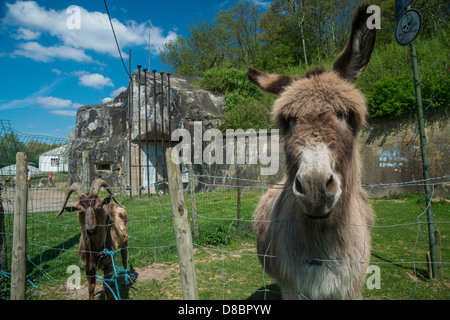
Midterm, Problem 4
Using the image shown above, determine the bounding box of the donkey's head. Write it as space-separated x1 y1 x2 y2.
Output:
248 5 375 220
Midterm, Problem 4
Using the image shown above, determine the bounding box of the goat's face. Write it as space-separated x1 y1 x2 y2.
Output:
78 195 111 234
247 5 376 220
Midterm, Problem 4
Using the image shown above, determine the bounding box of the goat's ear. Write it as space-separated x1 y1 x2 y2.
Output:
55 203 80 219
333 4 376 82
247 68 293 95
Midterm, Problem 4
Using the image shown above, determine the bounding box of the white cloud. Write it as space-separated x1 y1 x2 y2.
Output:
5 1 178 62
149 26 178 54
0 80 81 118
12 27 41 40
0 80 60 111
77 72 114 89
37 96 82 117
49 110 77 117
102 86 127 104
72 103 83 109
111 86 127 97
12 41 94 63
37 96 73 108
252 0 271 8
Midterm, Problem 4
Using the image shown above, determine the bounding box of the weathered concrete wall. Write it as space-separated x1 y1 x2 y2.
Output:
360 110 450 197
131 71 224 142
69 99 129 188
68 71 225 189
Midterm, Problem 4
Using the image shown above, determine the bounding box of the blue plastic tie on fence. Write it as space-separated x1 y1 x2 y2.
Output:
1 270 39 291
96 248 135 300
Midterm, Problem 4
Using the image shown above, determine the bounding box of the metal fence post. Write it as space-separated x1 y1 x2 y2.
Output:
409 41 441 280
10 152 28 300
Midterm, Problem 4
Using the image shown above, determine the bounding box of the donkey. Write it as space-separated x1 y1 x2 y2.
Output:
249 5 376 300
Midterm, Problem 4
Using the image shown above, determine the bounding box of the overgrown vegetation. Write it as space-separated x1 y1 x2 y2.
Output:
199 66 275 130
161 0 448 127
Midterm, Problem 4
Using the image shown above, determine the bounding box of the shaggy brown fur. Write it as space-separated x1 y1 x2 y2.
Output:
249 4 376 299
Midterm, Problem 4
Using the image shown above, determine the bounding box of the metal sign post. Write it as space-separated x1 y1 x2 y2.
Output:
395 5 441 279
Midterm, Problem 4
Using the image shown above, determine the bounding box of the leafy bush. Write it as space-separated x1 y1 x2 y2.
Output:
219 92 275 131
421 68 450 110
358 31 449 119
366 76 416 118
199 67 275 131
365 69 449 119
199 66 260 97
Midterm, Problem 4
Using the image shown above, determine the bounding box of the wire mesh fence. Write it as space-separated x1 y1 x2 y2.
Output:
1 167 448 300
0 119 449 300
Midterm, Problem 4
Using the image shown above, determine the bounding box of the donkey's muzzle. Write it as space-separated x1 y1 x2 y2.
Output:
293 172 341 219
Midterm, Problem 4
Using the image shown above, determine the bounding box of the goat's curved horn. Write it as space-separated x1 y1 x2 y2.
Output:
90 178 123 207
56 182 84 218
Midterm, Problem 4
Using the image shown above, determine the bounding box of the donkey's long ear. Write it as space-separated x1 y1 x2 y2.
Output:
333 4 376 82
247 68 293 95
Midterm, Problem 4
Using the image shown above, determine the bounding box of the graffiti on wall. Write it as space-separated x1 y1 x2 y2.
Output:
379 150 408 171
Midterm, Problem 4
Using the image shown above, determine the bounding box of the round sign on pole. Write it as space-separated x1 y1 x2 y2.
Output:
395 8 422 46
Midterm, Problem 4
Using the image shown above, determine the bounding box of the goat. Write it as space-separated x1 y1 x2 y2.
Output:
56 178 129 300
249 4 375 299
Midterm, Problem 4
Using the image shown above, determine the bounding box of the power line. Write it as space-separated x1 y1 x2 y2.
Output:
104 0 131 79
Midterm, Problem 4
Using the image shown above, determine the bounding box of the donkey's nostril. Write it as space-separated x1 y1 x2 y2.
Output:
295 177 304 194
326 176 333 189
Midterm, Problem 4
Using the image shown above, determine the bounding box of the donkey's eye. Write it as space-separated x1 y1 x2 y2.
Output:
282 117 297 134
289 118 297 129
337 112 353 131
337 113 347 126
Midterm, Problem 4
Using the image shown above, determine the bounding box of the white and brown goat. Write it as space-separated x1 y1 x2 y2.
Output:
250 4 376 299
56 178 129 300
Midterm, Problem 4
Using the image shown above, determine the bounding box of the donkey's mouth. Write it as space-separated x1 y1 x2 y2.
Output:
295 197 333 220
306 210 332 220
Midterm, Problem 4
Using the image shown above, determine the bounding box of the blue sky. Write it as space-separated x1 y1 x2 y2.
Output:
0 0 271 140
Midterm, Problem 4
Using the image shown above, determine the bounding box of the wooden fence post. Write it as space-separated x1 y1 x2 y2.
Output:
10 152 28 300
166 148 198 300
188 164 198 238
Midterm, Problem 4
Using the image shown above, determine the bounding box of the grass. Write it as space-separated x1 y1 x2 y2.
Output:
365 194 450 300
1 188 449 300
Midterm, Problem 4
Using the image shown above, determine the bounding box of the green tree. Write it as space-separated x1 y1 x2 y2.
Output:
161 0 264 75
0 133 24 167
